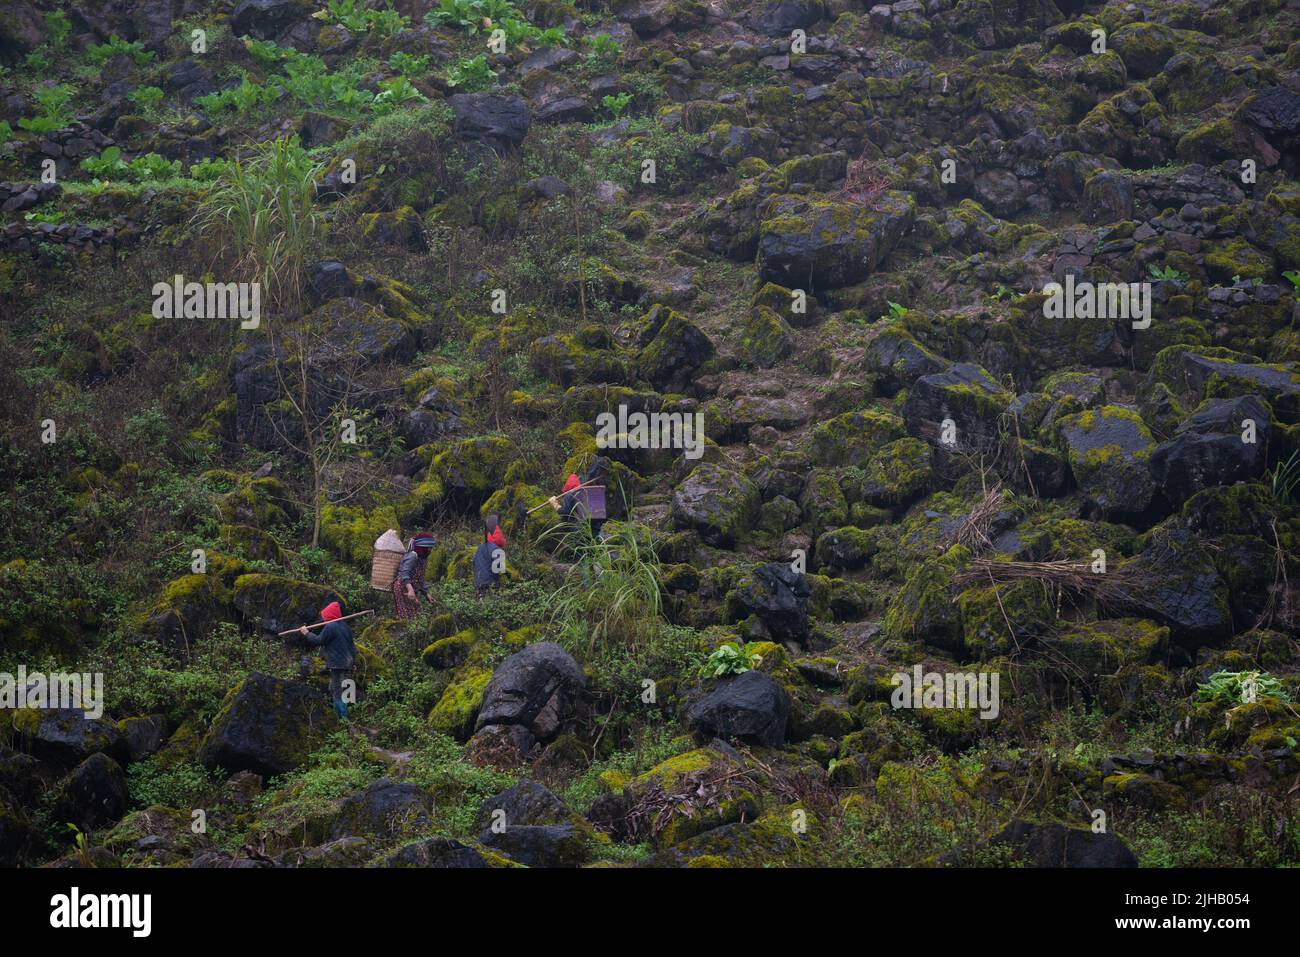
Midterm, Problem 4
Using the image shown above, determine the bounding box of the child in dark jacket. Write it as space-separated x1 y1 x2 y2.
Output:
298 601 357 718
473 515 507 595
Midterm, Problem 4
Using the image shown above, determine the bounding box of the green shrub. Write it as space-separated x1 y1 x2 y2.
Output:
194 74 279 115
87 35 154 67
18 84 75 134
446 54 497 91
128 85 165 113
126 760 222 810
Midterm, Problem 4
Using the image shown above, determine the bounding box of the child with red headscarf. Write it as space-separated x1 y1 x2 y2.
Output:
473 512 507 595
297 601 357 718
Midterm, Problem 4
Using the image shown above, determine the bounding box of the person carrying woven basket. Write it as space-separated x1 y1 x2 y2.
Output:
393 533 435 620
548 457 610 539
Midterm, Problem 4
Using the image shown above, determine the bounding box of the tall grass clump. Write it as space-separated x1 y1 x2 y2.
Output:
543 520 664 654
193 135 322 309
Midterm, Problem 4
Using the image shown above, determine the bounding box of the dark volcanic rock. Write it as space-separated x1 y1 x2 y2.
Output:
381 837 487 868
1056 406 1156 520
479 822 588 867
1150 396 1270 508
53 753 129 831
637 308 715 393
329 779 434 841
750 0 824 36
671 463 761 548
758 191 916 290
231 0 311 39
449 94 531 151
10 708 127 768
732 563 812 644
688 671 790 747
474 642 585 740
984 820 1138 867
198 672 336 778
902 362 1011 452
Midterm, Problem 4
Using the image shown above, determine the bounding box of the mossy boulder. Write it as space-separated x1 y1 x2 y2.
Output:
303 296 417 362
198 672 337 778
1042 618 1168 680
851 436 934 507
357 205 426 251
815 525 878 570
428 665 492 740
636 308 715 393
902 362 1011 452
1123 520 1231 650
800 469 849 532
805 409 906 466
422 629 477 670
52 752 129 832
758 191 916 289
1110 22 1176 79
957 580 1056 660
231 574 340 634
429 435 517 513
1055 406 1157 520
671 463 761 547
529 333 630 387
135 572 233 656
740 306 794 368
9 708 128 768
864 324 948 393
881 550 966 654
319 504 400 568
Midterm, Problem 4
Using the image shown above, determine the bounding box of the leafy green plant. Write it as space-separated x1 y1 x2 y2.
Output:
126 760 222 810
699 642 763 678
1147 263 1188 282
81 147 180 182
80 146 128 179
584 32 620 64
187 157 232 182
66 824 94 866
245 37 290 67
195 74 279 114
446 54 497 91
373 75 428 115
87 34 154 67
44 10 73 49
1196 670 1291 705
425 0 486 31
192 135 323 308
127 85 165 113
882 300 906 321
326 0 409 35
601 92 632 119
389 51 431 77
18 83 75 134
0 121 12 148
1283 270 1299 292
281 55 373 111
127 152 182 181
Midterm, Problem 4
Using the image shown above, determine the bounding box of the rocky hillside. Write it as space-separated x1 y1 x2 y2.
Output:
1 0 1299 869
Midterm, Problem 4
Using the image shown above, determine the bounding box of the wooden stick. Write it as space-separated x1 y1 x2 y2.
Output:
526 479 602 514
277 609 374 636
